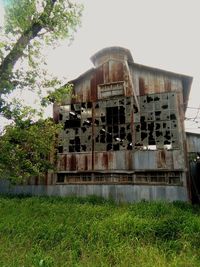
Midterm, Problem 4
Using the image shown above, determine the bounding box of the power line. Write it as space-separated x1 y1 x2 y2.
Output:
187 107 200 110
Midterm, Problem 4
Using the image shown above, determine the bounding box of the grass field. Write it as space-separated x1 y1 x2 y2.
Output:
0 195 200 267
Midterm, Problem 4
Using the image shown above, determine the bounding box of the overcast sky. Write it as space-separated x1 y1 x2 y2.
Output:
1 0 200 133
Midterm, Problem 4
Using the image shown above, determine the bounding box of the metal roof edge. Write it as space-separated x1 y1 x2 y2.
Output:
132 62 193 81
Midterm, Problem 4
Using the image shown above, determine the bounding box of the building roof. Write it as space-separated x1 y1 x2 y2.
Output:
90 46 134 66
68 47 193 108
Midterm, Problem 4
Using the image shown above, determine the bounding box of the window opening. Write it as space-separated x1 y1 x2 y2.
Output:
134 92 179 150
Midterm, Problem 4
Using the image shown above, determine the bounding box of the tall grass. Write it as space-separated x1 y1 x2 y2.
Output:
0 195 199 266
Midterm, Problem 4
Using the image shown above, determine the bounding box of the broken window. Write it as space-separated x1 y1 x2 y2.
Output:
58 92 179 154
135 171 182 184
58 102 92 152
56 172 182 184
94 97 132 151
134 92 179 149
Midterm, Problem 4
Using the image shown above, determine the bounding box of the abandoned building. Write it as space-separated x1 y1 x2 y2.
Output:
0 46 196 202
50 46 193 202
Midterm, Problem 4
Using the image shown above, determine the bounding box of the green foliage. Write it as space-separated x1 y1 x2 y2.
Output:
41 83 73 106
0 115 61 183
4 0 37 34
0 0 83 107
0 197 200 266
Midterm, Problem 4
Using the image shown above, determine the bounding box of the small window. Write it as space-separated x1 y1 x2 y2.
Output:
57 173 65 183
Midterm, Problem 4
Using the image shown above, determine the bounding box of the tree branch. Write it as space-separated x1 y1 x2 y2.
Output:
0 0 57 90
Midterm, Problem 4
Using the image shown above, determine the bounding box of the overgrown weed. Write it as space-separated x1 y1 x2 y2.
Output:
0 196 199 266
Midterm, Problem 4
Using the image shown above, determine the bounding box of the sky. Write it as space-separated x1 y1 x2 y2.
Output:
0 0 200 133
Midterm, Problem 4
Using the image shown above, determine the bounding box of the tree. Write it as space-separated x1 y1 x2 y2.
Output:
0 0 82 111
0 0 83 183
0 115 61 184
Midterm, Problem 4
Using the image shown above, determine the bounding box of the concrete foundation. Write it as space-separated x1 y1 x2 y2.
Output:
0 180 188 202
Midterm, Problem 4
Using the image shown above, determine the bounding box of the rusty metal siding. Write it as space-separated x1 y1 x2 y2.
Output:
93 151 133 171
131 66 183 97
109 60 124 83
57 153 92 172
103 62 109 83
56 149 185 174
74 77 92 103
94 152 115 170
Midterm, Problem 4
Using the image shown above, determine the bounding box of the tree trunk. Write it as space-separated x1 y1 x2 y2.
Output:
0 0 57 92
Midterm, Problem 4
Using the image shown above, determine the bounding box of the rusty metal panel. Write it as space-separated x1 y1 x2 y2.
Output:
103 61 109 83
157 150 167 169
107 152 115 169
64 154 92 171
57 154 66 171
125 151 133 170
96 65 104 85
139 77 146 95
94 151 132 171
94 152 116 170
76 154 92 171
164 78 171 91
156 150 173 169
94 152 108 170
109 60 124 83
90 66 104 102
74 78 91 103
132 67 184 98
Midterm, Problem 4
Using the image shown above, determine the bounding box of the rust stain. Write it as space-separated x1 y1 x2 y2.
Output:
164 79 171 91
91 66 104 101
125 151 132 170
70 154 76 171
57 155 65 171
96 65 104 84
90 75 97 101
102 152 108 170
84 155 88 170
109 61 124 82
139 77 145 95
103 61 109 83
64 155 67 171
86 87 91 103
157 150 166 168
107 152 116 169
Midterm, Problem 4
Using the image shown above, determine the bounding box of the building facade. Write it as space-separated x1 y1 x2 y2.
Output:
49 47 193 201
